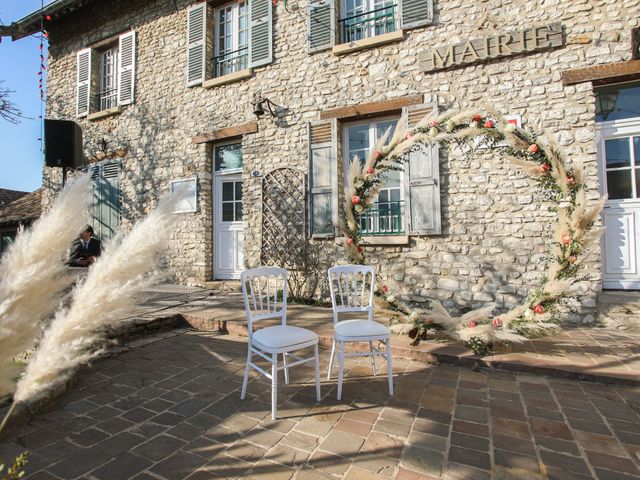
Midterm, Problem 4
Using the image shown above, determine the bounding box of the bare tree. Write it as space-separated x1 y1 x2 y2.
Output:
0 81 23 124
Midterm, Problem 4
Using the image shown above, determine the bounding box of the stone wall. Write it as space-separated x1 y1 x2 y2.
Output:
42 0 638 320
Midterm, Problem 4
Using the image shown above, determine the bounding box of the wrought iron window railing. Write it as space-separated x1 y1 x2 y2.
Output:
358 200 404 236
213 47 249 78
96 88 118 111
339 4 397 44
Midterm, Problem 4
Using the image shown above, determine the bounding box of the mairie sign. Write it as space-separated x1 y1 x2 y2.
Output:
419 23 564 72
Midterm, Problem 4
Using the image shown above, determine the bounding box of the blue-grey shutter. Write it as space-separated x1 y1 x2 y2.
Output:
187 3 208 86
117 31 136 105
308 120 337 237
399 0 433 29
90 160 121 241
76 48 92 117
308 0 334 52
249 0 273 68
402 104 441 235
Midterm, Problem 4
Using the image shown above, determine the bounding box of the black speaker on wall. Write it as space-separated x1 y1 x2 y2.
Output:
44 119 84 168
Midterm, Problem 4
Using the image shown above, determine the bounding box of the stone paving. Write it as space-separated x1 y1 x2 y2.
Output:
1 331 640 480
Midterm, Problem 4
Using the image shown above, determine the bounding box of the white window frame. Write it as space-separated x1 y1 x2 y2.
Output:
342 116 406 235
339 0 398 43
99 45 119 111
214 1 249 77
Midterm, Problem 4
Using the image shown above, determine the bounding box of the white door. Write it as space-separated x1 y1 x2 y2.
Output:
597 121 640 289
214 174 244 279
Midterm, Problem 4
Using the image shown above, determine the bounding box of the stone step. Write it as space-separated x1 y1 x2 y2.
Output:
203 280 242 293
598 290 640 306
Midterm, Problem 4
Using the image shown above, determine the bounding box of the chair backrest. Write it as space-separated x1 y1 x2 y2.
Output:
328 265 375 324
241 267 288 335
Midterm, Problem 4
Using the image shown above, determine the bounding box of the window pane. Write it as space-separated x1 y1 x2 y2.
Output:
596 83 640 122
222 182 234 201
607 170 632 200
235 201 243 221
380 169 401 187
376 120 397 144
605 138 631 169
378 190 389 202
635 137 640 166
348 125 369 152
637 170 640 199
222 202 234 221
389 188 401 202
235 181 243 200
215 143 243 170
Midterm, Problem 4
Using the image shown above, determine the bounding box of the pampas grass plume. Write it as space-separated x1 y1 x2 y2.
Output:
13 194 180 403
0 175 91 397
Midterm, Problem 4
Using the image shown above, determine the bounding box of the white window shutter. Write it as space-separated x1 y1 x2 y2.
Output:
187 2 207 86
117 31 136 105
308 120 337 237
249 0 273 68
402 103 441 235
307 0 334 52
76 48 92 117
400 0 433 29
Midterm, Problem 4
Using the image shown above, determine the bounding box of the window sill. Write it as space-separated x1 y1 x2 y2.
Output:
362 235 409 246
203 69 252 88
333 30 404 56
87 107 122 121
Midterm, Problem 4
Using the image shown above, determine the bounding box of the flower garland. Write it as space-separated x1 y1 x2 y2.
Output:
339 108 605 354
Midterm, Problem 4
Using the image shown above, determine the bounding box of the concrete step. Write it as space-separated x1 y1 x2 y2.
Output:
203 280 242 293
598 290 640 305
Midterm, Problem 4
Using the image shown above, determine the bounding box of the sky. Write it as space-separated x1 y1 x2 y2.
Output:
0 0 55 192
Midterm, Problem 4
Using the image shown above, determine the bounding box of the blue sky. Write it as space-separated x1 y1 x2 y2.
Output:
0 0 55 192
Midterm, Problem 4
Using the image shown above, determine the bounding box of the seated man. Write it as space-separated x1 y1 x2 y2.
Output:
68 225 101 267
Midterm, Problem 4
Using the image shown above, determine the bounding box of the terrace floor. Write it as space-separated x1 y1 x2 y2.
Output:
1 329 639 480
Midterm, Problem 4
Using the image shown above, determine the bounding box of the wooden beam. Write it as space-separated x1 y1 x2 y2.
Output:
562 60 640 86
192 121 258 144
319 94 424 120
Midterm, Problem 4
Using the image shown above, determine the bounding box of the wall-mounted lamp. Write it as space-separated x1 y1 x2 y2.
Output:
252 92 281 119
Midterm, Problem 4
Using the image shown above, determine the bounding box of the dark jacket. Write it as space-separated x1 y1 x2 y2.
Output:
68 237 101 266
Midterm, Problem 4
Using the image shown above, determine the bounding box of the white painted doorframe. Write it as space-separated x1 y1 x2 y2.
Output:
596 118 640 290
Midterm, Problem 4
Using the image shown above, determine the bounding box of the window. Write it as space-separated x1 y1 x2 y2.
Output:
76 31 136 117
215 2 249 77
602 136 640 200
221 180 244 221
99 46 119 111
307 0 433 51
340 0 397 44
186 0 272 86
214 141 244 172
344 118 405 235
596 83 640 123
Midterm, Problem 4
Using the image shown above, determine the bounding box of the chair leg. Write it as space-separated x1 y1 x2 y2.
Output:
337 341 345 401
327 339 336 380
271 353 278 420
283 352 290 385
314 344 321 401
240 345 252 400
369 341 377 376
386 337 393 396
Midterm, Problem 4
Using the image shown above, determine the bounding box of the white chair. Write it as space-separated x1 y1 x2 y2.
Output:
327 265 393 400
240 267 321 419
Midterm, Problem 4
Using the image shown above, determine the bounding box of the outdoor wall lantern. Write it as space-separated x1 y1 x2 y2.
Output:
252 92 281 119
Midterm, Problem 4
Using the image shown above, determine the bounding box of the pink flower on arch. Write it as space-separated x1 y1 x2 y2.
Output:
351 195 361 205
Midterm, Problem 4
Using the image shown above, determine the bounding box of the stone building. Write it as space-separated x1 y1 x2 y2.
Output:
4 0 640 319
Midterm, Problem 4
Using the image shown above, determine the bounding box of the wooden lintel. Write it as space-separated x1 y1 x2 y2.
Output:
319 94 424 120
562 60 640 86
192 121 258 144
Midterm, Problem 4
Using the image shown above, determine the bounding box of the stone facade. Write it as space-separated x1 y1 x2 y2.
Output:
42 0 639 320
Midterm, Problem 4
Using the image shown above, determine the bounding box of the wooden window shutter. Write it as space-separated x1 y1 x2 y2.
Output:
91 160 121 241
307 0 334 52
402 103 441 235
399 0 433 30
308 120 337 237
186 2 208 86
249 0 273 68
117 31 136 105
76 48 92 117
